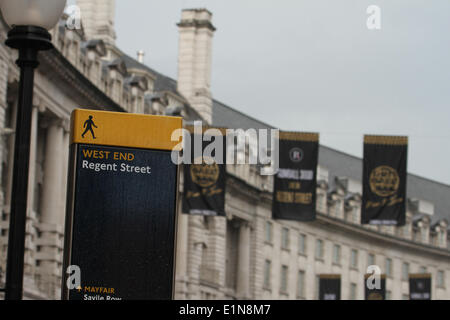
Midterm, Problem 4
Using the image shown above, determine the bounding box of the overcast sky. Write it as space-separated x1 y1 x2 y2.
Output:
79 0 450 185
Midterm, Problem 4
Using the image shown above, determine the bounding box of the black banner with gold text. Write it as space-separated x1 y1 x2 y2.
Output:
362 135 408 226
272 132 319 221
182 128 226 216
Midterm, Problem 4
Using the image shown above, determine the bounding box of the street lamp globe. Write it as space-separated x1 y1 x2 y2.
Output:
0 0 67 30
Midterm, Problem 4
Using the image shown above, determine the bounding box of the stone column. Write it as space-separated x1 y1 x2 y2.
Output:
24 105 39 276
0 55 9 275
187 215 205 299
2 100 17 267
236 220 251 299
26 105 38 214
0 106 6 207
4 100 17 208
175 205 189 299
208 216 226 297
37 118 64 298
59 126 70 226
40 119 64 224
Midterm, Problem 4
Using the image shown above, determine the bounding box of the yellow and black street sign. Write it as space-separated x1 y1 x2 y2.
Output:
70 108 183 150
62 109 182 301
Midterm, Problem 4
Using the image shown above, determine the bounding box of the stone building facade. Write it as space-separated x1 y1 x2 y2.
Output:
0 2 449 300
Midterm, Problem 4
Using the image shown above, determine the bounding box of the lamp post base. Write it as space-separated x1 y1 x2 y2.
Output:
4 25 53 300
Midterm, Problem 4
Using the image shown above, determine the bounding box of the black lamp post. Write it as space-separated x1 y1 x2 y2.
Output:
0 0 66 300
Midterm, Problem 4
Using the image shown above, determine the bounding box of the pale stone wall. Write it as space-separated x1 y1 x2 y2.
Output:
174 145 450 301
77 0 116 45
257 211 450 300
0 43 9 278
177 9 215 124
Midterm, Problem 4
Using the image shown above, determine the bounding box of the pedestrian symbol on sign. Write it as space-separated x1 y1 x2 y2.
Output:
81 115 97 139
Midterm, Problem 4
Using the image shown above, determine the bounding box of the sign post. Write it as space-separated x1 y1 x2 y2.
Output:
62 109 182 300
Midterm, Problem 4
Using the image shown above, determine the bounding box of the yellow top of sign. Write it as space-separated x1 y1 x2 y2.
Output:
71 109 183 151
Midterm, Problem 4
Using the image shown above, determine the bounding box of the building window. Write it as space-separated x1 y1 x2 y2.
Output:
421 230 427 243
351 249 358 269
352 208 359 223
350 283 357 300
317 193 325 212
385 258 393 277
280 265 288 293
402 262 409 281
439 231 446 246
315 275 320 299
402 294 409 300
334 199 342 217
332 244 341 265
315 239 324 260
265 221 272 243
401 225 410 238
281 227 290 250
368 253 375 267
419 266 427 274
437 270 445 288
297 270 305 298
405 225 410 237
263 260 271 289
386 290 391 300
298 234 307 255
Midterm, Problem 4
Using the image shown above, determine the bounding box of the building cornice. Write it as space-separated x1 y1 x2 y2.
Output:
316 213 450 259
177 20 216 32
226 170 450 256
227 172 261 202
39 48 124 112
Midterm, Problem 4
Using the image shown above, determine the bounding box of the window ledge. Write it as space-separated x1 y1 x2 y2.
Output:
332 262 341 267
315 257 324 262
263 286 272 292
